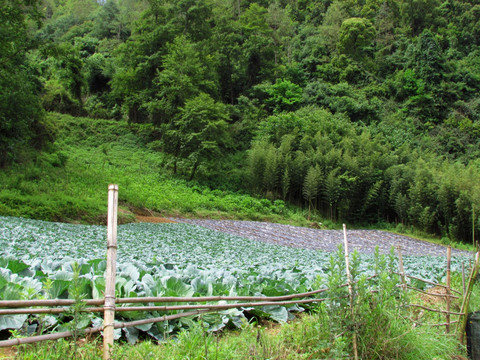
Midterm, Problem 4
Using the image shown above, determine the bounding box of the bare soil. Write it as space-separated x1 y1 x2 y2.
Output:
170 218 473 257
135 215 177 223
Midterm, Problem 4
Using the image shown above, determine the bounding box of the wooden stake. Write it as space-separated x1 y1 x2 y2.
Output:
397 245 407 296
445 246 451 334
103 184 118 360
457 251 480 344
473 205 475 248
343 224 358 360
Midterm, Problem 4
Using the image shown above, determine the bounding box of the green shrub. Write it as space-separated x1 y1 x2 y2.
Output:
318 247 461 359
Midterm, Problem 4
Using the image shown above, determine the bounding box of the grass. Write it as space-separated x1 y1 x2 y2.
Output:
7 306 466 360
0 113 315 227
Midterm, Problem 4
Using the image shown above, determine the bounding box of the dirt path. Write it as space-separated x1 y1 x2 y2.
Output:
171 218 473 257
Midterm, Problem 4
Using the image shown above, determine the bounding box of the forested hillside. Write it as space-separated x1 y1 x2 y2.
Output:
2 0 480 243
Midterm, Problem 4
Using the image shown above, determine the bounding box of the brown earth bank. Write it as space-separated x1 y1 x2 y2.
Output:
135 215 177 223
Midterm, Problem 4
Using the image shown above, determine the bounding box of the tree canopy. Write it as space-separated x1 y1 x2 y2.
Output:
2 0 480 243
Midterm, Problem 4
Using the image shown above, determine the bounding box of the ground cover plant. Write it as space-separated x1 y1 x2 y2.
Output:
0 216 472 349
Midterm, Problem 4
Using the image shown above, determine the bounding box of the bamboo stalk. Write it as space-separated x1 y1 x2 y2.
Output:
0 289 330 309
116 289 330 303
445 246 452 333
393 273 462 295
404 285 459 299
402 317 460 327
0 299 104 308
104 184 118 360
1 279 387 316
113 298 327 312
0 309 210 348
0 276 381 310
427 321 460 327
457 251 480 344
114 309 209 329
114 298 325 311
0 298 327 315
397 246 407 296
343 224 358 360
407 304 464 316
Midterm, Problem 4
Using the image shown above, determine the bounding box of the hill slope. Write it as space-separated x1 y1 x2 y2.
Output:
0 113 300 225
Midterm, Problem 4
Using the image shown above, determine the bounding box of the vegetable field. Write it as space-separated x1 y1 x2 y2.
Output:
0 216 470 342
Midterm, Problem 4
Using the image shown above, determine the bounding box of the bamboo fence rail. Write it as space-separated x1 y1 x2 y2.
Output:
0 310 211 348
0 276 377 315
0 298 327 316
404 285 459 299
393 272 463 295
407 304 465 316
0 288 330 308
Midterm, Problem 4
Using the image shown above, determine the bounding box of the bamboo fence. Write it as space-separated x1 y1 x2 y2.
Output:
0 185 478 359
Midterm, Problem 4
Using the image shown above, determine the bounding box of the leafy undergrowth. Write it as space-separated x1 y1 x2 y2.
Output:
0 113 312 227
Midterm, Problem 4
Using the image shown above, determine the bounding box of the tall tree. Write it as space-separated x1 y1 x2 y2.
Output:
337 17 376 61
167 93 230 180
147 35 218 126
303 165 322 219
0 0 44 166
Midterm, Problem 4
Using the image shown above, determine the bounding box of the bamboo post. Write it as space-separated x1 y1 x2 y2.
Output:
458 251 480 344
104 184 118 360
397 245 407 296
473 205 476 248
445 246 451 334
343 224 358 360
462 261 466 295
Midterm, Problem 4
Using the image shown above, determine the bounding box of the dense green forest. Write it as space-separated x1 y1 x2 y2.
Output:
2 0 480 243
